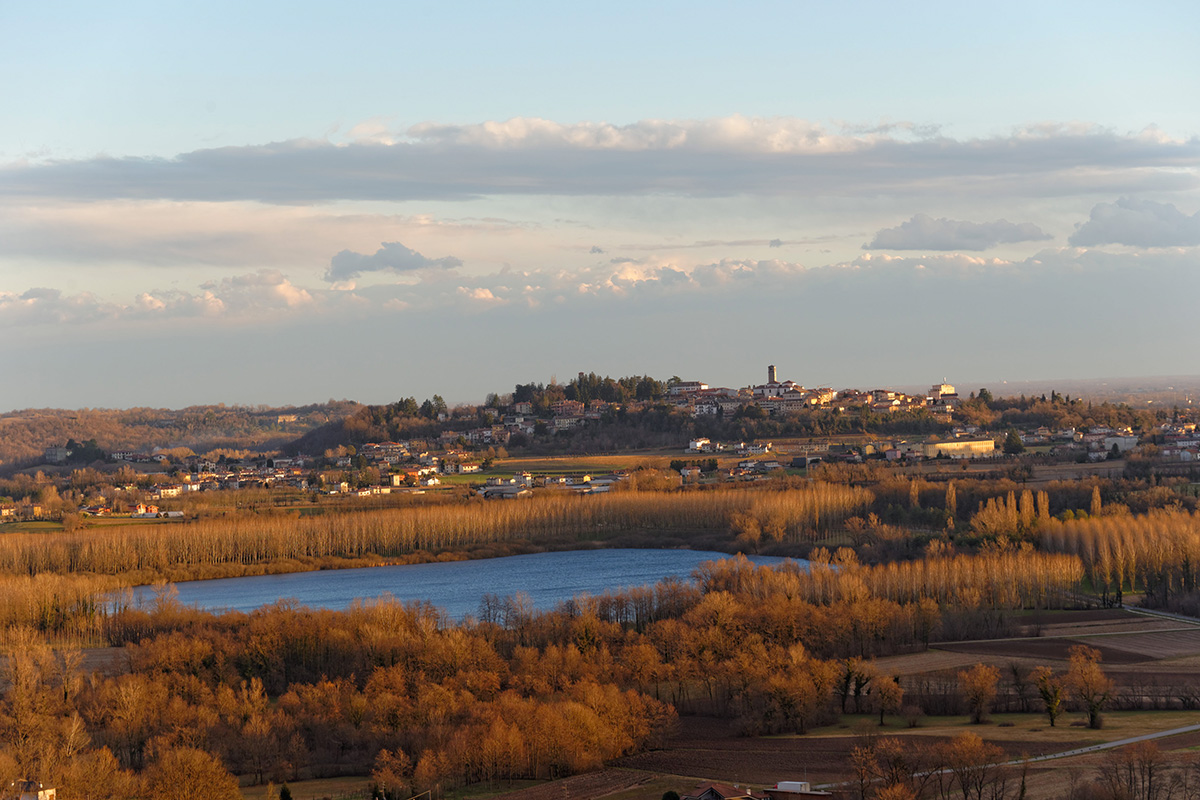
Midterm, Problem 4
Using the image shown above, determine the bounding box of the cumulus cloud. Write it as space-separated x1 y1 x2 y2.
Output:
3 117 1196 204
0 288 120 326
7 243 1198 335
325 241 463 282
866 213 1053 250
0 270 319 328
1068 197 1200 246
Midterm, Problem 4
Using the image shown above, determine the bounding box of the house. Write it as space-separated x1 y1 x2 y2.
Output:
669 380 709 396
5 780 56 800
479 485 531 499
550 399 585 416
682 782 769 800
1103 435 1139 453
486 476 518 486
768 781 832 798
43 446 72 464
680 781 829 800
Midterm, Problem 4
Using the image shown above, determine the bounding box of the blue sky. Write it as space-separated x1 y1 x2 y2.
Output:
2 1 1199 409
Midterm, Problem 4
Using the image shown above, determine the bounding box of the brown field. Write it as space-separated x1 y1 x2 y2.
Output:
1086 628 1200 660
487 770 652 800
937 638 1154 664
616 711 1200 798
894 608 1200 673
871 649 1001 676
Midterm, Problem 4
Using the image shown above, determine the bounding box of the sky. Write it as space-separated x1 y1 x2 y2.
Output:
2 1 1199 410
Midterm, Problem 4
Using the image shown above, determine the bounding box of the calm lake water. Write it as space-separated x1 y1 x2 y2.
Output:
137 549 793 620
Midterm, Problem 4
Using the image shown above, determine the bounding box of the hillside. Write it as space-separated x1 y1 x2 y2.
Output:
0 401 360 468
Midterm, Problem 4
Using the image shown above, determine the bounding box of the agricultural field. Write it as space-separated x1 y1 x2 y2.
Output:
614 710 1200 799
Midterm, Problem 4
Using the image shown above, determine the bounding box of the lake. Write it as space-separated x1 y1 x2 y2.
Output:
137 548 793 620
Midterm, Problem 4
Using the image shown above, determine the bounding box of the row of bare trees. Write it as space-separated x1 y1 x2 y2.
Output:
0 484 872 580
696 544 1082 612
1041 510 1200 608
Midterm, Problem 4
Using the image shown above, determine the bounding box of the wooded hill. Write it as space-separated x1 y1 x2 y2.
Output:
0 401 359 469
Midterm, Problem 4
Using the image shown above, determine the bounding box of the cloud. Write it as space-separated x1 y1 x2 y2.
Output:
0 288 120 326
1068 197 1200 246
7 243 1198 337
325 241 463 282
866 213 1053 250
589 245 605 254
3 117 1196 204
614 236 840 252
0 270 319 328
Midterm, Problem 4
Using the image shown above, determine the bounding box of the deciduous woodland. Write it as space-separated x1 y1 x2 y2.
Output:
0 545 1086 798
3 466 1200 797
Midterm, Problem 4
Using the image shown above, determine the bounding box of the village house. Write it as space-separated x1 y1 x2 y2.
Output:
668 380 709 396
4 780 56 800
681 782 769 800
550 399 585 416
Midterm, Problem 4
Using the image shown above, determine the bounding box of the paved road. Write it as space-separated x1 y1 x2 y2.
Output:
1120 604 1200 626
1006 721 1200 767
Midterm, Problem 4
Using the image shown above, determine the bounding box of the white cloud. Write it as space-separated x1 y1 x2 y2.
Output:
866 213 1053 250
6 242 1196 333
1068 197 1200 246
457 286 504 305
0 288 119 326
0 270 317 328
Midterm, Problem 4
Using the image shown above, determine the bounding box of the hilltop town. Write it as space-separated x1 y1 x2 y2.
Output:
2 366 1197 523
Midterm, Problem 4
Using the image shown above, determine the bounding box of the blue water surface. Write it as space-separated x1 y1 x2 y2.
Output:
137 548 794 620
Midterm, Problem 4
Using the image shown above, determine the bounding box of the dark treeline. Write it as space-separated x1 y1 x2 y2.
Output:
954 390 1169 433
